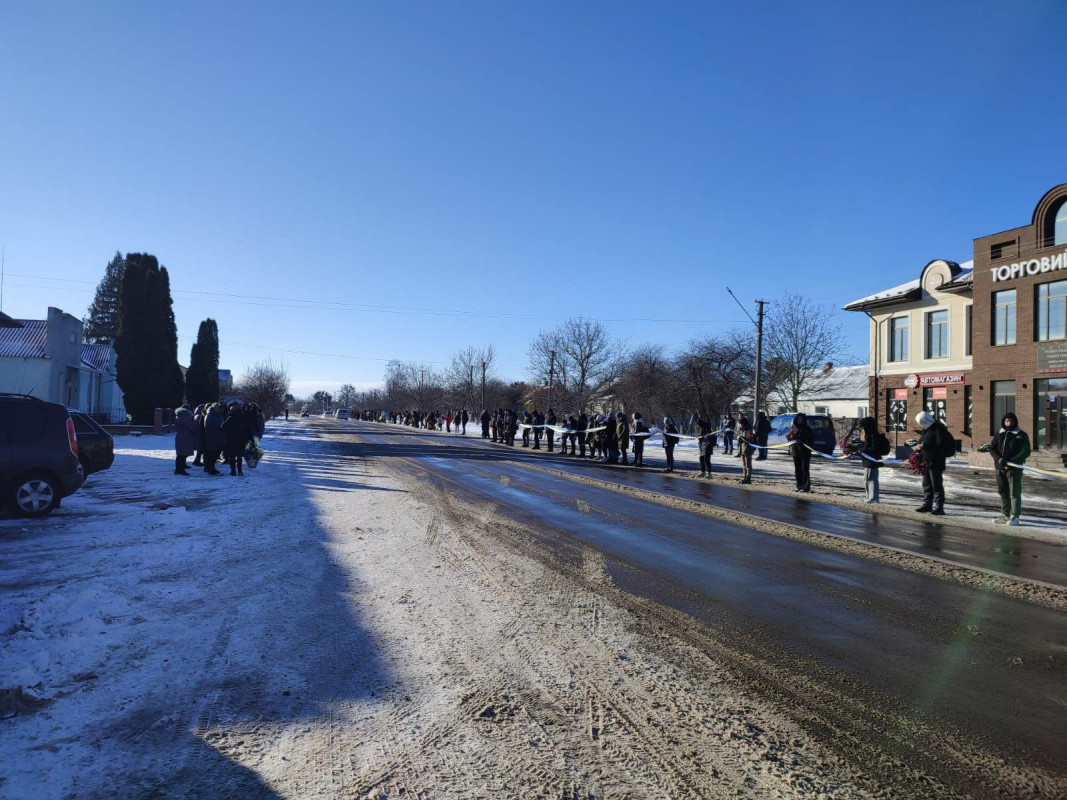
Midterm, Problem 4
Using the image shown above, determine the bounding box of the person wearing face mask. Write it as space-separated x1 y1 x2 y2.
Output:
988 411 1031 526
913 410 955 516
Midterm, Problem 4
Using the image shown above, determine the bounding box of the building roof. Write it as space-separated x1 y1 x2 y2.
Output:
81 342 114 372
0 312 23 328
0 319 47 358
799 364 870 401
843 260 973 311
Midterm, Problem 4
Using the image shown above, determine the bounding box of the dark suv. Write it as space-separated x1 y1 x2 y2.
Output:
68 410 115 477
0 394 84 516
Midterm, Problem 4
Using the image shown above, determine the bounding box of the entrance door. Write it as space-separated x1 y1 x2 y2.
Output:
1036 378 1067 451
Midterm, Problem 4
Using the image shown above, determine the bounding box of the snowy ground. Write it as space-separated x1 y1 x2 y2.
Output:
1 419 1061 799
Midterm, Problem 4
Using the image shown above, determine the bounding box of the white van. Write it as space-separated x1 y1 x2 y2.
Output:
336 408 350 420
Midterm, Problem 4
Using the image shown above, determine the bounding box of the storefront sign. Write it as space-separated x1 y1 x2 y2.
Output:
931 387 948 399
1037 342 1067 375
904 374 919 388
918 373 965 386
893 388 908 400
990 252 1067 283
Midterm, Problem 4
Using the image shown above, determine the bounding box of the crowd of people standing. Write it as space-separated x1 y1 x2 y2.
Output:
174 402 266 477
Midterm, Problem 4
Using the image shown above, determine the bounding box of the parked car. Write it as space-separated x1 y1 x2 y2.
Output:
765 413 837 455
336 408 350 420
0 393 84 516
300 410 310 418
67 410 115 477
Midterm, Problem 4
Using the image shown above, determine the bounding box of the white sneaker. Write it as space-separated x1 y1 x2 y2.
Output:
1006 517 1020 527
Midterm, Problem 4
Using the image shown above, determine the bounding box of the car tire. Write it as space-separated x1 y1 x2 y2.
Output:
9 472 61 517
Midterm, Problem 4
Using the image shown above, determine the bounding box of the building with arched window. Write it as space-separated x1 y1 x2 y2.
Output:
845 183 1067 469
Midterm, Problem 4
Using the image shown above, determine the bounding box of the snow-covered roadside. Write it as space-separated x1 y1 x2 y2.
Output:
1 419 955 799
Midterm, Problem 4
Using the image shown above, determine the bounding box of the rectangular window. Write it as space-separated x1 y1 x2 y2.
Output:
990 240 1016 260
888 316 908 362
991 380 1016 435
992 289 1016 346
963 385 972 437
925 309 948 359
965 304 972 356
1036 279 1067 342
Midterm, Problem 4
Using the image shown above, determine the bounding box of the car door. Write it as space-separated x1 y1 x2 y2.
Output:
0 403 14 486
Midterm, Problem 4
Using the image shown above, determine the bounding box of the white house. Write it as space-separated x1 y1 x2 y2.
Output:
0 307 127 422
767 363 870 419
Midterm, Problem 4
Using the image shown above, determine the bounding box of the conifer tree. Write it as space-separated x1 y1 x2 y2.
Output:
186 319 220 406
115 253 185 422
83 251 125 343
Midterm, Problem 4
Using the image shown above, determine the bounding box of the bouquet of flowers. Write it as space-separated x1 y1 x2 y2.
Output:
839 435 861 457
244 437 265 469
905 450 928 475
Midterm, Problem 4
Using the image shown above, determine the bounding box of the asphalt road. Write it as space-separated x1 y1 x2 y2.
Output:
346 420 1067 795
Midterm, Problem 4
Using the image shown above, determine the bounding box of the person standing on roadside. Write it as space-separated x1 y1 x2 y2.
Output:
755 411 771 460
546 408 557 452
576 411 588 458
191 404 207 467
988 411 1031 526
461 408 469 435
222 402 250 476
788 412 814 492
913 411 954 515
532 409 544 450
617 412 630 465
662 417 679 473
697 414 714 478
174 405 199 476
481 409 491 439
203 403 224 475
723 411 736 456
858 416 889 503
738 416 755 484
631 412 648 466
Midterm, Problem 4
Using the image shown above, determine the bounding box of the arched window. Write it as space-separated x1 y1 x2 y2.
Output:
1056 200 1067 246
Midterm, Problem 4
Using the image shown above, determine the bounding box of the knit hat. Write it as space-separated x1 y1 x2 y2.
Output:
915 411 935 429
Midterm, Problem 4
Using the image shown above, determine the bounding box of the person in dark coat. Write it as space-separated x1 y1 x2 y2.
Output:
697 414 714 477
755 412 771 460
481 409 491 439
546 409 557 452
988 411 1031 525
521 411 532 447
461 409 469 435
631 412 648 466
173 406 199 476
616 413 630 465
788 412 814 492
222 403 251 476
192 404 206 466
576 412 588 458
662 417 679 473
202 403 225 475
858 416 884 503
603 413 619 463
532 409 544 450
914 411 954 515
722 412 736 455
738 416 755 483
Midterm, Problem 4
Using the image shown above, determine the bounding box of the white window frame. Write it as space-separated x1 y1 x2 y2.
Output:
887 315 909 364
923 308 950 361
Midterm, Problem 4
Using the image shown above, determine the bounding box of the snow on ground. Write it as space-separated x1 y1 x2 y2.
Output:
0 419 916 799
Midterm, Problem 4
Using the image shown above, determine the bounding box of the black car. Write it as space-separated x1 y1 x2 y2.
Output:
68 410 115 477
0 393 84 516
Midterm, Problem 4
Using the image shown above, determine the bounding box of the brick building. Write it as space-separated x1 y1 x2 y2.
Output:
844 183 1067 467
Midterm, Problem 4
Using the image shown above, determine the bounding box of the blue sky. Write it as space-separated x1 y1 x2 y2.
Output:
1 1 1064 396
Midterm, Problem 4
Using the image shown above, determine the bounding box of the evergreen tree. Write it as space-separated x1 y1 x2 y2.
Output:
83 251 125 343
186 319 220 406
115 253 185 423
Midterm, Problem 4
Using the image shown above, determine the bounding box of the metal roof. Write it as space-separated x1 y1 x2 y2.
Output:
81 342 114 372
0 320 47 358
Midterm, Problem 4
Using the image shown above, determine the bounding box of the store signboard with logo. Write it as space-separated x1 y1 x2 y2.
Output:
1037 343 1067 375
893 388 908 400
903 372 965 388
931 387 948 399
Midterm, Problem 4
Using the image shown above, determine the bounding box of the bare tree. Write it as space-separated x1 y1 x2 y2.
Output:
337 383 357 408
236 358 291 418
764 293 852 411
446 345 496 413
613 344 676 422
527 317 625 411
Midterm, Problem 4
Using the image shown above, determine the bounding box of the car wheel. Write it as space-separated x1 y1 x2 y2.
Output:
10 473 60 517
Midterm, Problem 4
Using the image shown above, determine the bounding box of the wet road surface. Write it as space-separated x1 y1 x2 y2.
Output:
349 421 1067 786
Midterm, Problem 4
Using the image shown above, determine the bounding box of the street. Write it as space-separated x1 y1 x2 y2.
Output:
1 419 1065 799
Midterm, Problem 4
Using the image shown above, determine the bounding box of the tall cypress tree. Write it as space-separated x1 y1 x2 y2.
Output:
186 319 220 406
83 251 125 343
115 253 185 422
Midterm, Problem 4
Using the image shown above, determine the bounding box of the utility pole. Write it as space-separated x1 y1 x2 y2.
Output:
481 361 487 411
753 300 766 426
547 350 556 412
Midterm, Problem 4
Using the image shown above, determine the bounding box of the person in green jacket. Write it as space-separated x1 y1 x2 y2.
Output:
988 411 1031 526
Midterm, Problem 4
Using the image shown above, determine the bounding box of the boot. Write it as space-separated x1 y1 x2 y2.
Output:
915 503 932 513
931 495 945 516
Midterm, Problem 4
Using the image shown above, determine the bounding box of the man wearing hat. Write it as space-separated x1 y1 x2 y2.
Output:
988 411 1031 526
914 410 955 516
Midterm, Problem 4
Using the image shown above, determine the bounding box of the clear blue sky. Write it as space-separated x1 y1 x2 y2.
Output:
2 1 1064 396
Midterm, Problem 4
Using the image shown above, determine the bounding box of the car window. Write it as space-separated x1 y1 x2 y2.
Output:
808 417 830 430
71 415 95 434
772 415 793 431
0 402 46 443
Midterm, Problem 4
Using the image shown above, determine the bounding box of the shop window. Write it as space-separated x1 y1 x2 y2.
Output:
990 240 1016 260
992 289 1016 346
925 309 948 359
888 316 908 362
1036 279 1067 341
965 304 972 356
991 381 1016 435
